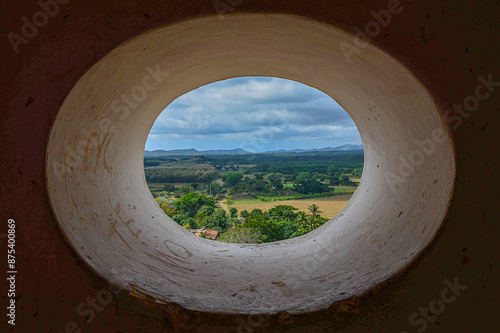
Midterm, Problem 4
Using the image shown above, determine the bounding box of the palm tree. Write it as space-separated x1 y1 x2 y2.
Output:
297 213 321 234
308 204 322 219
296 211 307 226
304 215 322 232
225 195 234 210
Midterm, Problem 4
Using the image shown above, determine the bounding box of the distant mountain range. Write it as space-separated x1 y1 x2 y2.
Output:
144 144 363 157
264 144 363 153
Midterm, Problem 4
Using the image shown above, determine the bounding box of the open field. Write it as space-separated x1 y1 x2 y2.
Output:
222 194 353 219
144 157 216 170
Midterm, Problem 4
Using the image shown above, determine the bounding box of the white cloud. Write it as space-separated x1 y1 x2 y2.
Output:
146 77 361 151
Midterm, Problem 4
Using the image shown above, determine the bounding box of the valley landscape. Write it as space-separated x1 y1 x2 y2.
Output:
146 145 363 243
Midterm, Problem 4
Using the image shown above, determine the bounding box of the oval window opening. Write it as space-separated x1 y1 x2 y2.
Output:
144 77 363 243
45 15 456 315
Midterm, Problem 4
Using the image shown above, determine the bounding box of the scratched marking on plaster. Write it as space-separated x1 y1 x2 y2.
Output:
113 203 141 238
144 250 194 276
83 130 113 174
59 148 77 160
163 240 192 259
125 219 141 238
144 263 185 280
152 248 193 270
108 219 134 252
106 203 141 250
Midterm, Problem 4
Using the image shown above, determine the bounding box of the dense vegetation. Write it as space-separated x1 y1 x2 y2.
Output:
144 168 221 184
146 150 363 243
155 193 328 243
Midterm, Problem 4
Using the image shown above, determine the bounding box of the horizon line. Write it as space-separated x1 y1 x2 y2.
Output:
144 144 364 153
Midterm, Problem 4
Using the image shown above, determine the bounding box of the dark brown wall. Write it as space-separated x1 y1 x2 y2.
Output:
0 0 498 332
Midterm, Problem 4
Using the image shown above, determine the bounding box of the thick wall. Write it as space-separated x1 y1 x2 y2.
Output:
45 13 456 315
0 0 498 332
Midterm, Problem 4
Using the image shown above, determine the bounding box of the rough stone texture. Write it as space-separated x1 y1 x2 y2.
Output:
0 0 498 332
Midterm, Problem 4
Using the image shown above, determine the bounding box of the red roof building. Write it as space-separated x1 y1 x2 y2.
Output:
194 229 219 240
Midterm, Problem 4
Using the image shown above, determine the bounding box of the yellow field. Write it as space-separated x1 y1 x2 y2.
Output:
226 195 353 219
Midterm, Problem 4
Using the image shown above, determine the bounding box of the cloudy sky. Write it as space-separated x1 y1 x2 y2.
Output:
146 77 361 152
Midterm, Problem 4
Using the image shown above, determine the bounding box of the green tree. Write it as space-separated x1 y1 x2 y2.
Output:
249 208 264 217
203 208 228 231
267 173 284 190
172 213 196 227
225 195 234 210
222 172 244 186
178 185 194 195
327 165 339 177
244 215 282 242
277 219 300 239
328 176 340 185
218 226 265 244
294 179 329 194
296 211 307 227
298 215 322 234
254 173 264 181
207 182 223 196
268 205 298 219
308 204 322 219
155 197 177 217
229 207 238 218
174 193 215 217
296 172 311 184
163 184 176 192
194 205 215 229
